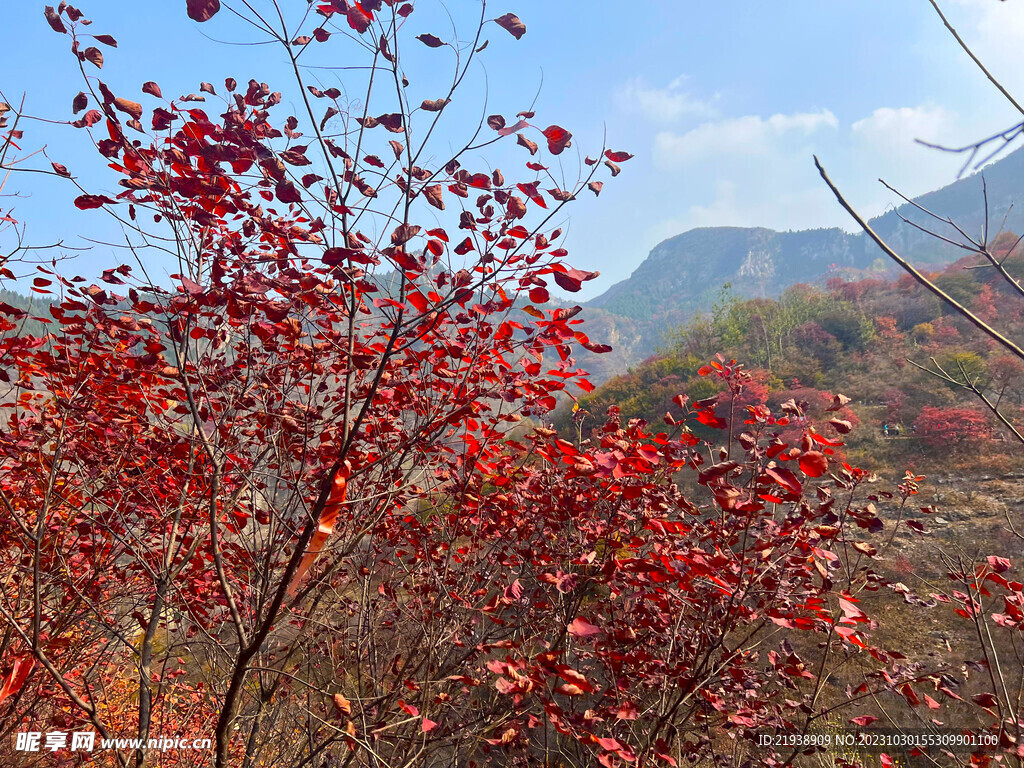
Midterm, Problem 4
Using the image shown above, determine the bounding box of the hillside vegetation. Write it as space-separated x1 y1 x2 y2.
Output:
563 231 1024 471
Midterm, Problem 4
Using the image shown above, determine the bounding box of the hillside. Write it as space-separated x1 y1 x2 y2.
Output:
560 238 1024 474
576 145 1024 382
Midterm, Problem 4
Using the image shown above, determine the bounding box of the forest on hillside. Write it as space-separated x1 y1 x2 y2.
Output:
564 230 1024 473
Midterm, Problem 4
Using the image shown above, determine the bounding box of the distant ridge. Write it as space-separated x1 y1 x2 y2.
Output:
576 145 1024 382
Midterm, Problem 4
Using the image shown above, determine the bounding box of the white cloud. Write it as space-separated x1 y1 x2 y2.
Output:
667 180 842 235
654 109 838 165
946 0 1024 94
616 76 715 122
849 105 971 207
851 105 956 156
640 104 968 247
686 180 739 226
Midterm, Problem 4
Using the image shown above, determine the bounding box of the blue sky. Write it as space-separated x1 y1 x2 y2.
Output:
3 0 1024 299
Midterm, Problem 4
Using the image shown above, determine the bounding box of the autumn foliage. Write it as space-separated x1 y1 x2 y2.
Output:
916 406 992 449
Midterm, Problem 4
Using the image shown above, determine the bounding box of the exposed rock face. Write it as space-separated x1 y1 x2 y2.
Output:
587 226 860 322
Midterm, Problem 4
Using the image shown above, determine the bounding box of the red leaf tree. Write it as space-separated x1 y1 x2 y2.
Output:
0 3 625 766
916 405 992 449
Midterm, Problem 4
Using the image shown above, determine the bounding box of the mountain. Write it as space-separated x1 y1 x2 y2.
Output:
576 145 1024 382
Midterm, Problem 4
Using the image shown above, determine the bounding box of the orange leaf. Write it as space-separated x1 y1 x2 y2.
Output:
0 657 33 705
286 465 349 598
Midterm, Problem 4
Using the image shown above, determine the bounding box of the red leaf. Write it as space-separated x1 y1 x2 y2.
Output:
142 81 163 99
51 162 70 177
765 466 802 495
391 224 421 245
900 683 921 707
825 393 851 412
987 556 1012 573
421 98 449 112
44 6 67 34
423 185 444 210
516 181 546 207
376 113 404 133
113 97 143 121
838 596 868 624
938 685 963 701
517 133 539 155
498 119 529 137
417 33 444 47
83 47 104 69
849 715 878 726
76 109 102 128
556 683 584 696
408 291 430 313
347 5 372 33
0 657 33 705
186 0 221 22
567 617 602 638
798 451 828 478
616 701 639 720
281 148 312 166
275 181 302 204
333 693 352 716
542 125 572 155
835 625 866 647
528 286 549 304
551 267 598 293
507 196 528 220
74 194 113 210
828 418 853 434
421 717 438 733
695 410 728 429
971 692 998 708
605 150 634 162
495 12 526 39
94 34 118 47
595 736 625 752
322 247 360 266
